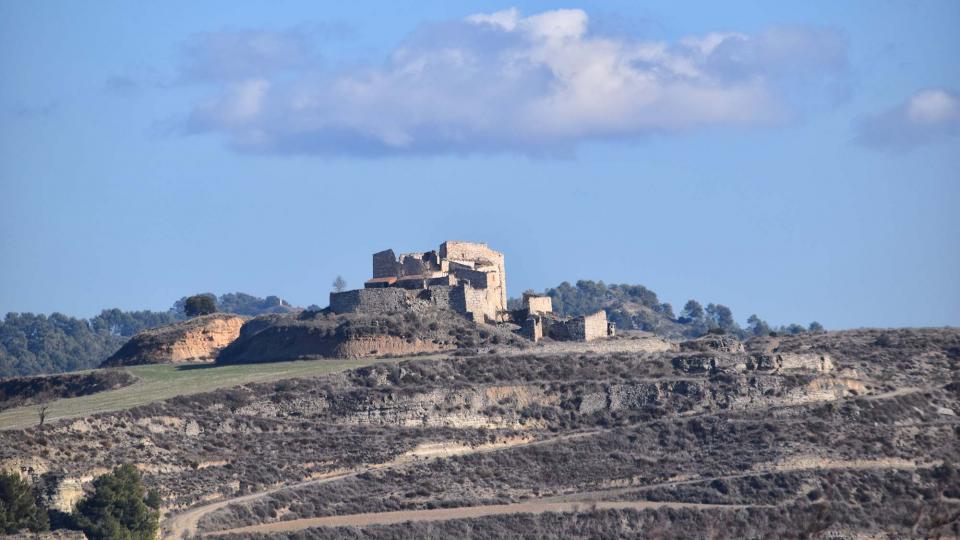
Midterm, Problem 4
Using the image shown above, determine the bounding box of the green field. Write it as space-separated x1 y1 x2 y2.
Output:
0 356 422 431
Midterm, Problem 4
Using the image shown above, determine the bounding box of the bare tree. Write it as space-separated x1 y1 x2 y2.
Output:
332 275 347 293
38 404 49 427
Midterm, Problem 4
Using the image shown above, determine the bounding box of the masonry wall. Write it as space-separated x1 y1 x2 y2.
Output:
522 315 543 342
524 295 553 314
426 286 452 309
545 316 579 341
448 284 489 322
582 310 609 341
440 241 507 313
330 288 408 314
450 267 489 289
544 310 608 342
399 253 427 276
372 250 399 278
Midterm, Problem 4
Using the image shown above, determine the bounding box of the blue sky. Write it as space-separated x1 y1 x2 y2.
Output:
1 1 958 329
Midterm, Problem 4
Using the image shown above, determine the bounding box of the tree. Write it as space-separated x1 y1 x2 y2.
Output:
72 464 159 540
680 300 704 323
183 295 217 317
332 276 347 293
746 314 771 337
784 323 806 335
37 404 49 427
808 321 825 333
706 303 736 332
0 470 49 534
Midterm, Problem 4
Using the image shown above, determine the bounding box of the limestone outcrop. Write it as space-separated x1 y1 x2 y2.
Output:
100 314 246 366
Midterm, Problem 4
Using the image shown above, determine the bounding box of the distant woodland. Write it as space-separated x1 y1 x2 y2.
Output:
0 293 295 378
2 284 822 379
515 280 823 340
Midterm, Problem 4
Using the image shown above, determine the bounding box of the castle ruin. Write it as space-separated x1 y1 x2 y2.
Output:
331 241 507 323
330 240 613 342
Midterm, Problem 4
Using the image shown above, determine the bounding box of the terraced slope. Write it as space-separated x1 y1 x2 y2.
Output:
1 328 957 538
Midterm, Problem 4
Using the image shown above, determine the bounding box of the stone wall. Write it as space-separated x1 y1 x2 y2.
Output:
523 294 552 314
447 283 490 322
464 284 492 321
451 267 489 289
582 310 609 341
522 315 543 342
426 286 452 308
372 249 399 278
544 310 609 342
330 288 408 314
331 284 491 321
440 241 507 314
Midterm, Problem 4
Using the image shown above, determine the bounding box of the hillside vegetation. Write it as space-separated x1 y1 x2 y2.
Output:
1 328 956 538
524 280 823 339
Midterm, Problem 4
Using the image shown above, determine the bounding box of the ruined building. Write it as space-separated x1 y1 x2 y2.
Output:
515 293 615 342
330 241 507 323
329 240 614 342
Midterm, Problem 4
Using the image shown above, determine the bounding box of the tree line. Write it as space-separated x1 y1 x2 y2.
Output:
527 280 823 339
0 292 297 378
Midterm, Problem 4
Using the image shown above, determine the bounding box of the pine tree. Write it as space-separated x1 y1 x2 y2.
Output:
0 470 49 534
72 464 158 540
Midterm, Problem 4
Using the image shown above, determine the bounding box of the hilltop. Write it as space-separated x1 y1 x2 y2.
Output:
100 313 247 367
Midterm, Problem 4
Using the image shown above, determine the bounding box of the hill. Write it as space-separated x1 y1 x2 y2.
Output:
0 292 298 378
100 314 247 367
0 327 956 538
217 309 524 365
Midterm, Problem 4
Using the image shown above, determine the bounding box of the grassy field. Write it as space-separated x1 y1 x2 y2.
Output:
0 356 422 431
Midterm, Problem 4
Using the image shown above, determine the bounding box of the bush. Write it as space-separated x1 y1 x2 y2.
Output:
0 470 49 534
72 464 159 540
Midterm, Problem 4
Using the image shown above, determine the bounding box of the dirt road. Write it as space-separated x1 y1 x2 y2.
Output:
209 500 762 536
162 431 597 538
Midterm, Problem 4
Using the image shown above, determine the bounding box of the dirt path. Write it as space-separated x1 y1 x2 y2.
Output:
543 457 936 503
202 456 935 537
165 382 935 538
210 500 761 535
860 386 923 401
162 430 597 539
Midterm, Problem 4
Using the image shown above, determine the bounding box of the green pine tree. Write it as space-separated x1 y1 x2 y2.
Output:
72 464 158 540
0 470 49 534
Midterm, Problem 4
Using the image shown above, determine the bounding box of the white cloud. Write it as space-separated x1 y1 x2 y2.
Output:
465 8 520 31
855 88 960 150
906 89 960 124
182 8 848 156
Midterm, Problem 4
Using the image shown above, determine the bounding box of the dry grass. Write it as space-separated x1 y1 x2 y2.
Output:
0 356 430 430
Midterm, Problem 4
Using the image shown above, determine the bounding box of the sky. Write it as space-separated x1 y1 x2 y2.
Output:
1 0 958 329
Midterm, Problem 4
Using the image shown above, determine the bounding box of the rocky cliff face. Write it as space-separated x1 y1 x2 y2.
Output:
100 314 245 366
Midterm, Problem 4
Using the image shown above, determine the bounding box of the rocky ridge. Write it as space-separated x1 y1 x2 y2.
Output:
100 313 246 366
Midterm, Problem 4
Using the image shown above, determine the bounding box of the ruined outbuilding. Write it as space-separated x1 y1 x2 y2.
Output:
514 294 615 343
